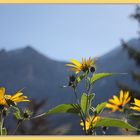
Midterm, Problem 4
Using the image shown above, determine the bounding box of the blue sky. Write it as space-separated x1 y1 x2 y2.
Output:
0 4 138 61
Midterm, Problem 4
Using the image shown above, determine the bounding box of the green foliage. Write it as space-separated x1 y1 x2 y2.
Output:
13 106 32 121
81 93 95 116
95 102 107 115
45 104 81 116
12 106 23 120
90 73 121 86
23 109 32 120
2 128 7 135
93 117 138 131
40 67 132 135
76 71 88 84
0 122 7 135
14 111 22 120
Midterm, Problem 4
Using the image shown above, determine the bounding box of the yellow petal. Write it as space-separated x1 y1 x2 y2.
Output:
124 91 129 100
92 116 101 123
108 99 116 105
122 91 130 106
119 90 123 104
134 98 140 107
80 121 84 126
70 59 82 67
11 92 23 99
0 98 7 106
85 121 90 130
87 57 91 66
14 99 30 103
124 97 131 105
0 87 5 100
112 106 119 112
106 103 119 112
80 120 90 131
65 64 80 69
113 95 120 105
82 57 85 65
130 106 140 112
106 103 115 108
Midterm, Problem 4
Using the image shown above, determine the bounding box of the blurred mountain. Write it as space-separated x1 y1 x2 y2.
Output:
94 38 140 103
0 38 140 135
0 46 82 135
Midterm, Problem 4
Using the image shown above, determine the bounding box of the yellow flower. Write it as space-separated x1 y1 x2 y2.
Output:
80 116 100 131
65 57 96 74
106 90 130 112
0 87 7 106
0 87 30 107
130 98 140 112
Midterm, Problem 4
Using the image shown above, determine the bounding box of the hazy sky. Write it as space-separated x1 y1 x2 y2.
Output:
0 4 138 61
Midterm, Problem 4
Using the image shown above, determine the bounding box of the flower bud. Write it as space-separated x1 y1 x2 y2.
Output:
68 75 76 87
90 67 95 73
23 112 30 119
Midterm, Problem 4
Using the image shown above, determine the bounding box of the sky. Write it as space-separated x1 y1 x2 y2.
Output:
0 4 138 61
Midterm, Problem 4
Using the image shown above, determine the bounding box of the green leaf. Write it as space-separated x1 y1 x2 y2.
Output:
11 106 20 112
90 73 122 86
93 117 137 131
129 113 140 121
32 104 81 119
81 93 95 115
95 102 107 115
76 71 88 84
14 111 22 120
2 128 7 135
11 106 23 120
46 104 81 115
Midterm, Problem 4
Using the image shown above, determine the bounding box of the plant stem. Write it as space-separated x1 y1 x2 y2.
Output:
0 111 4 136
12 120 22 135
122 108 128 123
73 88 87 135
73 88 80 105
85 75 96 135
85 76 91 118
92 129 96 135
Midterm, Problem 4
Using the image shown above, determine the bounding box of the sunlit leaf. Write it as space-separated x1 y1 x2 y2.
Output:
32 104 81 119
95 102 107 115
2 128 7 135
90 73 123 86
93 117 137 131
76 71 88 84
14 111 22 120
46 104 80 115
12 106 23 120
81 93 95 115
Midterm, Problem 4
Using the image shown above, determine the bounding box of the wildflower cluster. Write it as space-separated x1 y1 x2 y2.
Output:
0 87 30 135
106 90 140 113
38 56 140 135
22 56 140 135
0 88 29 107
